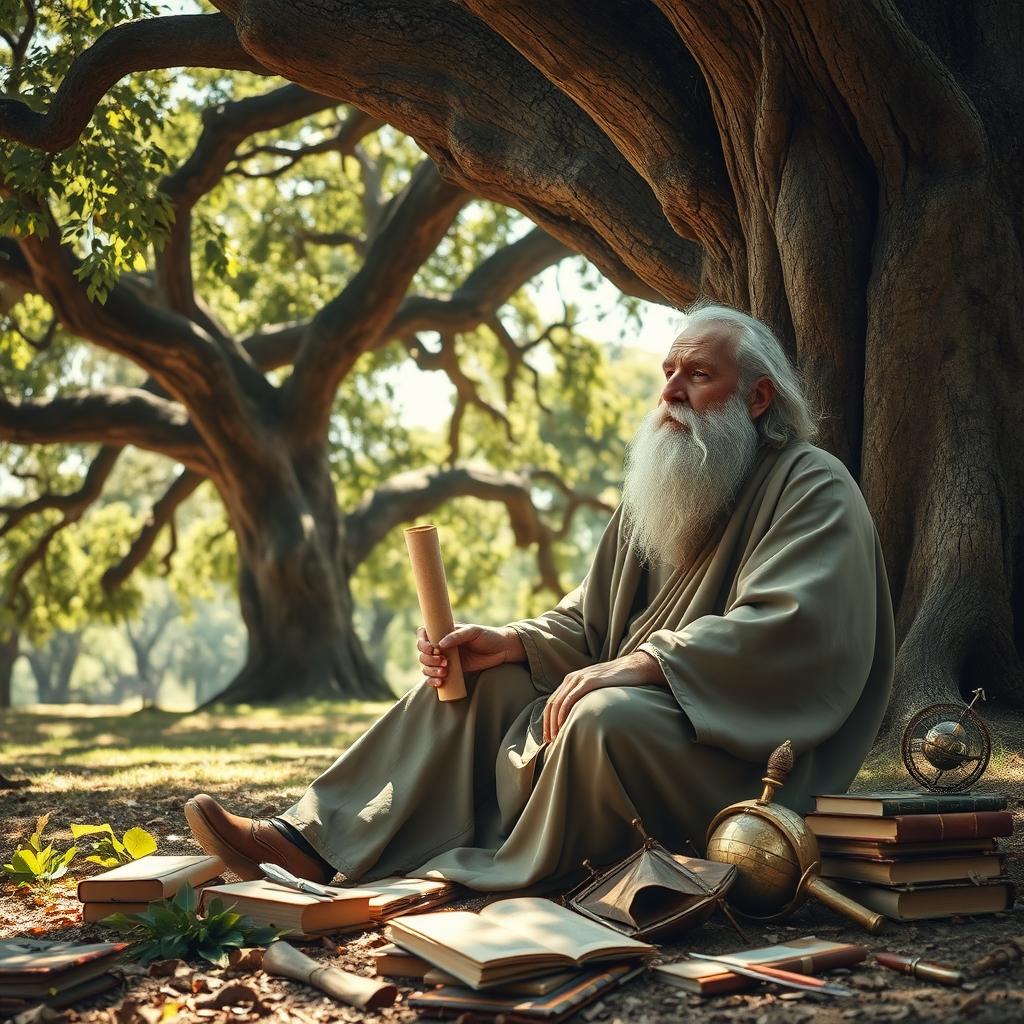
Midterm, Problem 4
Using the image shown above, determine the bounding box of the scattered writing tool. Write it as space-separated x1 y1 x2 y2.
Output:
874 952 965 986
683 952 853 996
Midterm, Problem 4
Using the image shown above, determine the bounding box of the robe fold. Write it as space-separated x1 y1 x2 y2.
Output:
280 441 894 893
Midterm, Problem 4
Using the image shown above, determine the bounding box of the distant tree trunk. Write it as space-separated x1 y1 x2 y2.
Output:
0 629 19 709
364 599 396 677
26 629 83 703
206 442 392 705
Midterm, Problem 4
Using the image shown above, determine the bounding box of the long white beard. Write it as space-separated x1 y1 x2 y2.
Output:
621 392 760 568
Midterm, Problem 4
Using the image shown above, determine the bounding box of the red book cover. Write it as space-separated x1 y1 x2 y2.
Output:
805 810 1014 843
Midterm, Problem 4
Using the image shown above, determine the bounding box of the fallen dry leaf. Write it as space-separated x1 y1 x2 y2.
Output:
226 948 264 972
111 999 162 1024
194 982 268 1015
148 960 191 979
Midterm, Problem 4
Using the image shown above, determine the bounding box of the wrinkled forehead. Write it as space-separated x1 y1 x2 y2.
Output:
664 323 741 367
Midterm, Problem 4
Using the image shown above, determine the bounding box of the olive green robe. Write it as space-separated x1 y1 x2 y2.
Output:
280 442 894 892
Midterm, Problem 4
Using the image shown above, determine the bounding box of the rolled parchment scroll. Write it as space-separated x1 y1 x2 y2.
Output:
404 524 467 701
262 941 398 1009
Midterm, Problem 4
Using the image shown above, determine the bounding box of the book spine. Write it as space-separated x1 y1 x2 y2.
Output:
878 795 1008 815
893 811 1014 841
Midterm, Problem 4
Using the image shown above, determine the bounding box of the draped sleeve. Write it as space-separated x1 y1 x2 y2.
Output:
635 455 894 762
504 506 628 693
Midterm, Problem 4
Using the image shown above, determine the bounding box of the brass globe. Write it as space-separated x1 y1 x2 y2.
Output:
921 721 969 771
705 810 800 915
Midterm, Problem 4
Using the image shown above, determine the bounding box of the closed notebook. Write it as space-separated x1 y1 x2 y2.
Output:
831 880 1016 920
199 879 376 935
805 811 1014 842
77 855 225 902
813 791 1008 816
821 852 1006 886
387 897 655 989
654 936 867 995
408 962 646 1021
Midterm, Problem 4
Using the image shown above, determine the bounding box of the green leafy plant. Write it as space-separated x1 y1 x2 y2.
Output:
70 823 158 867
104 884 284 966
2 814 78 890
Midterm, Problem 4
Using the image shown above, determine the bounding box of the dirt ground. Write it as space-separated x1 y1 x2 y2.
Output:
2 702 1022 1023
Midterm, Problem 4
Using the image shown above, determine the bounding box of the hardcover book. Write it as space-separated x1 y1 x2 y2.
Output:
813 791 1008 816
408 961 646 1021
199 879 377 935
818 837 998 858
77 854 225 902
820 852 1006 886
387 897 655 989
371 942 432 978
804 810 1014 842
653 936 867 995
0 939 127 1002
830 879 1016 920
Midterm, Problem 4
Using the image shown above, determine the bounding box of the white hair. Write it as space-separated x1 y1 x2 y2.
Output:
681 300 818 448
622 392 760 567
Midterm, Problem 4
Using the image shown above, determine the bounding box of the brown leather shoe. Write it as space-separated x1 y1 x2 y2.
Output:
183 793 334 884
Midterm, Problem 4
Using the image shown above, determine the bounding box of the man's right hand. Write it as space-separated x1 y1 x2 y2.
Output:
416 624 525 686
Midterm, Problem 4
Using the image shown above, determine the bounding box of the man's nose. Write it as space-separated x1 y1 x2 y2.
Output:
661 371 687 405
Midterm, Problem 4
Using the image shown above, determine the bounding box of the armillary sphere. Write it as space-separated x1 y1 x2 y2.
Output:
901 688 992 792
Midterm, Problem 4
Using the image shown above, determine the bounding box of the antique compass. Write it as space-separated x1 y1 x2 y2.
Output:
901 688 992 791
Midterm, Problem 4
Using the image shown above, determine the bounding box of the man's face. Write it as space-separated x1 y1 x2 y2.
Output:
659 326 740 417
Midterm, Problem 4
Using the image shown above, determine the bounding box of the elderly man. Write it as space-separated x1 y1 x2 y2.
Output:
185 302 894 893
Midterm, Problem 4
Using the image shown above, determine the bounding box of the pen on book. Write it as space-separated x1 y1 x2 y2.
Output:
874 952 965 986
684 952 854 997
259 862 338 901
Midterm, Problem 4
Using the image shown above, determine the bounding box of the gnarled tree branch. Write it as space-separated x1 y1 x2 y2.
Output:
284 159 469 440
102 469 204 591
0 445 120 540
0 14 268 152
219 0 701 304
345 465 612 594
0 389 206 470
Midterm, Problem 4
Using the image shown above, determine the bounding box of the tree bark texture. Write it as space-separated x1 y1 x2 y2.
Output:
205 0 1024 737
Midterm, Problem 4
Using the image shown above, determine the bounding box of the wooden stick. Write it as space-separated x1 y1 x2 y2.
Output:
262 941 398 1009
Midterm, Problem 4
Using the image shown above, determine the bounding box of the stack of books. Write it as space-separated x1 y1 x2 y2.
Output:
197 875 459 937
805 790 1015 921
0 939 127 1011
77 854 226 923
383 896 654 1021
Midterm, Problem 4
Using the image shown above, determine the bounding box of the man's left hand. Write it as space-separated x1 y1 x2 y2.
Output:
543 651 665 743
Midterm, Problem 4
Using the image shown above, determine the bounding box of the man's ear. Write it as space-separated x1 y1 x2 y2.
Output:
748 377 774 419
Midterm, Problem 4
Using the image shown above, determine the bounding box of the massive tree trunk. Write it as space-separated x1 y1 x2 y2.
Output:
203 0 1023 742
205 440 392 705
